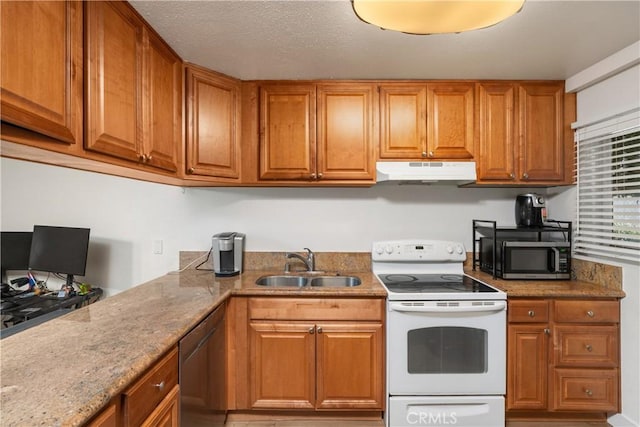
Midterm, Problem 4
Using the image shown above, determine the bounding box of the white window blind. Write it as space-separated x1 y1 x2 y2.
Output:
574 110 640 263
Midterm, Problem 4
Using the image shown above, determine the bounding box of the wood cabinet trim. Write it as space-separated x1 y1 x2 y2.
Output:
185 64 241 179
0 0 83 146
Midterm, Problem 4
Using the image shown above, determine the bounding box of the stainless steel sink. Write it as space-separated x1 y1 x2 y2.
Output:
255 275 308 287
255 274 361 288
309 276 362 287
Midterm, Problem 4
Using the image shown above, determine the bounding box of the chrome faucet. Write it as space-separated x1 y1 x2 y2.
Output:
285 248 316 272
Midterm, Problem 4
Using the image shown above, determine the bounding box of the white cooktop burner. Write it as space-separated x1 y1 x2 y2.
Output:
372 239 505 301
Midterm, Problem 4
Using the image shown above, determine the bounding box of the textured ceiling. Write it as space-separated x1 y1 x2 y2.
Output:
130 0 640 81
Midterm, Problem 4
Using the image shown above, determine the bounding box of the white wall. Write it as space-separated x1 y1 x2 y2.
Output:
1 156 552 296
558 41 640 427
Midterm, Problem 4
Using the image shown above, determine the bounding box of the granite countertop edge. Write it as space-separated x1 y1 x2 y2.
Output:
0 268 624 427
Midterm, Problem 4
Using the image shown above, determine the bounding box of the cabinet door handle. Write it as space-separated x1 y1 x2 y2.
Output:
308 326 315 334
146 154 153 162
585 344 593 352
310 173 317 180
587 310 595 318
317 327 323 334
153 380 165 392
544 328 551 335
509 172 515 180
428 151 434 157
585 389 593 397
528 310 536 317
139 154 146 162
522 173 529 180
421 151 427 158
317 173 323 179
187 167 195 174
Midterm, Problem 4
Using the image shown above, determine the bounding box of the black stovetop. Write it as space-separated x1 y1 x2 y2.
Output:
377 273 499 294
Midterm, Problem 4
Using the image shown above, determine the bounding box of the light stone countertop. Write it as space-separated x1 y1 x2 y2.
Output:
0 269 386 427
0 264 624 426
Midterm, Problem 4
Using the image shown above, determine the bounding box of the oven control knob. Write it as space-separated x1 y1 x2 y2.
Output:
456 246 464 254
385 245 394 254
446 246 454 254
375 245 384 255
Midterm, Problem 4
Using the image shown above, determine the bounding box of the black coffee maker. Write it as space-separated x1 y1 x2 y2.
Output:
515 193 546 227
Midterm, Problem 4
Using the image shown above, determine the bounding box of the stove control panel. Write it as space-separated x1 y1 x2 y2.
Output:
372 240 466 262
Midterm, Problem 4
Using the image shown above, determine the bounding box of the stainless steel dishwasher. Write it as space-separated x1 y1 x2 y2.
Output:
179 303 226 426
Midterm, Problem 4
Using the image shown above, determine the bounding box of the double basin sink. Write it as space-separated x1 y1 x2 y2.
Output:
256 273 361 288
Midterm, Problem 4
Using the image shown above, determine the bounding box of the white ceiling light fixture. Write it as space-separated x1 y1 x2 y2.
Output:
352 0 526 35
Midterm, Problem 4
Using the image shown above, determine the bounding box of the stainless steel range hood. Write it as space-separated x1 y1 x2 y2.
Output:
376 161 477 185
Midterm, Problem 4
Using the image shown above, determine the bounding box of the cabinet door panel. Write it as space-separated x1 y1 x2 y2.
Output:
0 1 82 144
552 368 618 412
316 322 383 409
249 321 315 409
86 1 142 161
317 85 375 181
140 384 180 427
186 66 240 179
507 324 548 410
554 325 618 368
477 83 516 181
427 83 475 159
379 85 427 159
145 30 181 173
518 83 564 181
259 85 315 179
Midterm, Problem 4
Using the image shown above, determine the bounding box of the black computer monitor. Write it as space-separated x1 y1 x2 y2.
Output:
1 231 33 284
28 225 90 287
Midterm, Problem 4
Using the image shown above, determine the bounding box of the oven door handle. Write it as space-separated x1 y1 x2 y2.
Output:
389 301 507 313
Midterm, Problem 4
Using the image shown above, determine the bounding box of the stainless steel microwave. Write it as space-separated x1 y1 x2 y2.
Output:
480 238 571 280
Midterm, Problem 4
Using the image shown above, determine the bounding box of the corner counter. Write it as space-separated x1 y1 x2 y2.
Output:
0 269 386 427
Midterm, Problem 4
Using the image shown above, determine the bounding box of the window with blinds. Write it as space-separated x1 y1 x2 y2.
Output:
574 110 640 263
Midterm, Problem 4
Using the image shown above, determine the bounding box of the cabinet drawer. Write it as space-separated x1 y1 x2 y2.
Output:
249 297 384 321
554 325 618 368
508 300 549 323
123 346 179 427
554 300 619 323
552 368 618 412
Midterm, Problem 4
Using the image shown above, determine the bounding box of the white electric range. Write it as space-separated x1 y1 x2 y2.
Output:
372 239 507 427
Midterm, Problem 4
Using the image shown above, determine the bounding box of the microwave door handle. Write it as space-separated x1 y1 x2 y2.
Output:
549 247 560 272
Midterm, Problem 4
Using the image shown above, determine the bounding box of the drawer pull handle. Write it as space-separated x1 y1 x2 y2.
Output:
585 344 593 352
309 327 315 334
528 310 535 317
317 327 323 334
585 389 593 397
587 310 595 317
153 381 165 392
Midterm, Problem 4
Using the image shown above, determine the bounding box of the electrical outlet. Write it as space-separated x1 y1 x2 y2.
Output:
153 240 163 255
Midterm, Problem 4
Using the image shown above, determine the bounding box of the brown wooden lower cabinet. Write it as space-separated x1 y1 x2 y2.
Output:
246 297 384 411
507 298 620 421
84 346 179 427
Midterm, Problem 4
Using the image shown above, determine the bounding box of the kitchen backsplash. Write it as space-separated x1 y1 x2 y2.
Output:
179 251 372 273
571 258 622 290
180 251 622 289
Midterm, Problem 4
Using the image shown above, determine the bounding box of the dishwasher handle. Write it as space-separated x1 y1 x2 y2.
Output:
183 326 218 364
389 301 507 314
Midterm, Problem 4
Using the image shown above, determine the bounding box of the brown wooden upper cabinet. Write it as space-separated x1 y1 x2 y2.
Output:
379 82 475 160
0 1 83 146
259 83 376 183
477 81 567 184
85 1 182 174
185 64 241 180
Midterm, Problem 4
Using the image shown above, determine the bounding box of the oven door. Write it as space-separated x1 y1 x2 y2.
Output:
388 300 506 395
